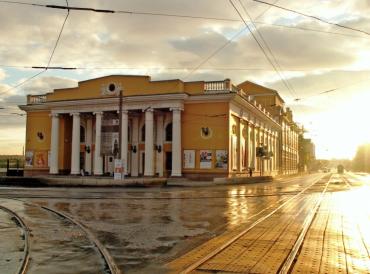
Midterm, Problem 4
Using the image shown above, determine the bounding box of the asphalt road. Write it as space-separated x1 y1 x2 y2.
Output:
0 172 368 273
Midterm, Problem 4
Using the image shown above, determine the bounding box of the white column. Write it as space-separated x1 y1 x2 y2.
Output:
156 115 164 177
251 125 256 169
144 108 154 176
85 118 93 174
121 110 129 175
49 113 59 174
93 112 103 175
171 107 182 177
131 116 139 176
70 112 80 175
268 133 272 172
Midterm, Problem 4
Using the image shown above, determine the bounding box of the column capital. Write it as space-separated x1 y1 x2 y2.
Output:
170 107 183 112
93 111 103 116
117 110 128 114
142 107 154 113
49 113 59 118
70 112 80 117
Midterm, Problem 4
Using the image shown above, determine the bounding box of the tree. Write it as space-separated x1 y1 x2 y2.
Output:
352 144 370 172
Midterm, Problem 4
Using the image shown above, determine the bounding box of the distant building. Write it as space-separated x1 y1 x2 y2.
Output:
238 81 301 175
298 137 316 172
19 75 281 179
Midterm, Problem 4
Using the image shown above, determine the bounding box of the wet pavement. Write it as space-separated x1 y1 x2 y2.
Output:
0 172 369 273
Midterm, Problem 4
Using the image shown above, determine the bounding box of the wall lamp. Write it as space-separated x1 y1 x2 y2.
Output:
155 145 162 153
131 145 137 153
85 145 91 154
201 127 210 136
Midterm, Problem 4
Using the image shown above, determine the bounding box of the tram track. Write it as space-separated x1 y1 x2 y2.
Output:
1 198 121 274
170 173 332 273
40 205 121 274
0 205 30 274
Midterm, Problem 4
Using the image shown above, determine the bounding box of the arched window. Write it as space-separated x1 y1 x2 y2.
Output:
80 126 86 143
141 125 145 142
165 123 172 142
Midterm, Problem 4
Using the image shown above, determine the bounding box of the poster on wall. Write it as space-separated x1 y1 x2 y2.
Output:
101 116 119 155
183 150 195 169
114 159 123 180
215 150 228 169
232 135 238 170
25 151 33 167
200 150 212 169
34 151 47 168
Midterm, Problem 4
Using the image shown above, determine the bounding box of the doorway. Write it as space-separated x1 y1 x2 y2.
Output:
165 152 172 175
140 152 145 176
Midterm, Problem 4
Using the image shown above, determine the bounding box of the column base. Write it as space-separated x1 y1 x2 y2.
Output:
171 172 182 177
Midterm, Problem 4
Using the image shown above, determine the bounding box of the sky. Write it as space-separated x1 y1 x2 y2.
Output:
0 0 369 159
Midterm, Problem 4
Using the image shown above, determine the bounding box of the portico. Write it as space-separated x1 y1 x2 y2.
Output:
48 98 184 177
21 75 282 179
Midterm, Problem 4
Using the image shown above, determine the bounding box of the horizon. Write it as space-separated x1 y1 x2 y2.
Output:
1 0 370 158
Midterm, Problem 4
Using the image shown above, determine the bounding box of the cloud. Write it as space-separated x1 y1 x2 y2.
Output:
19 75 77 95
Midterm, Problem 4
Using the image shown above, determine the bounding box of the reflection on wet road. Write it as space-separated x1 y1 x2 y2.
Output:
0 172 369 273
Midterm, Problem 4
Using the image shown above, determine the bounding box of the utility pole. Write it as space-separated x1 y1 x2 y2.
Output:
118 89 123 159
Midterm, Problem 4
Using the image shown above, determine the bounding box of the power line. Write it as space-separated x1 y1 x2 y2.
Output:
238 0 298 99
0 0 70 96
229 0 295 98
0 0 240 22
254 0 280 20
2 0 366 39
46 1 70 68
0 64 327 72
294 78 370 101
181 26 249 80
175 1 282 81
252 0 370 37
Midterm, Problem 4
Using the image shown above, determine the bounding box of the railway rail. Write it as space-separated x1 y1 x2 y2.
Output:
169 174 332 273
0 198 121 274
0 205 30 274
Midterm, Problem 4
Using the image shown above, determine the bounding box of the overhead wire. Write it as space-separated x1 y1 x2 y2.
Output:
229 0 296 99
252 0 370 37
177 0 279 81
0 0 70 96
238 0 298 99
0 0 239 21
294 78 370 101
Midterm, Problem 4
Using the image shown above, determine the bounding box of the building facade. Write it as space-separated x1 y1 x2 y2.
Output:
20 75 280 179
238 81 301 175
298 137 316 172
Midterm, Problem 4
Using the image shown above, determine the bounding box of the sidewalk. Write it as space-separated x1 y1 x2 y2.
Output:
1 174 277 188
167 174 370 273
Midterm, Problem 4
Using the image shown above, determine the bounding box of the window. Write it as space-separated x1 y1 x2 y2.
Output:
165 123 172 142
128 125 131 142
80 126 85 143
141 125 145 142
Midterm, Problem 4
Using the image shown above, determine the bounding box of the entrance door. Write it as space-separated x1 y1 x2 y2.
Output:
80 152 85 172
140 152 145 176
165 152 172 175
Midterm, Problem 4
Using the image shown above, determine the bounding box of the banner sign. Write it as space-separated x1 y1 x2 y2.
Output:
101 116 119 155
200 150 212 169
114 159 123 180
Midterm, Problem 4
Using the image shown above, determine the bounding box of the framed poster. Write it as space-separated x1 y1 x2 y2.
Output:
183 150 195 169
25 151 33 167
114 159 123 180
200 150 212 169
34 151 47 168
215 150 228 169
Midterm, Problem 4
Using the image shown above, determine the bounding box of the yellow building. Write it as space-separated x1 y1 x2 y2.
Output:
19 75 281 179
238 81 301 175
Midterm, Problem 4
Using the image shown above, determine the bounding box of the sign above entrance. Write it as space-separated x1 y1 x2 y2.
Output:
100 82 122 96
